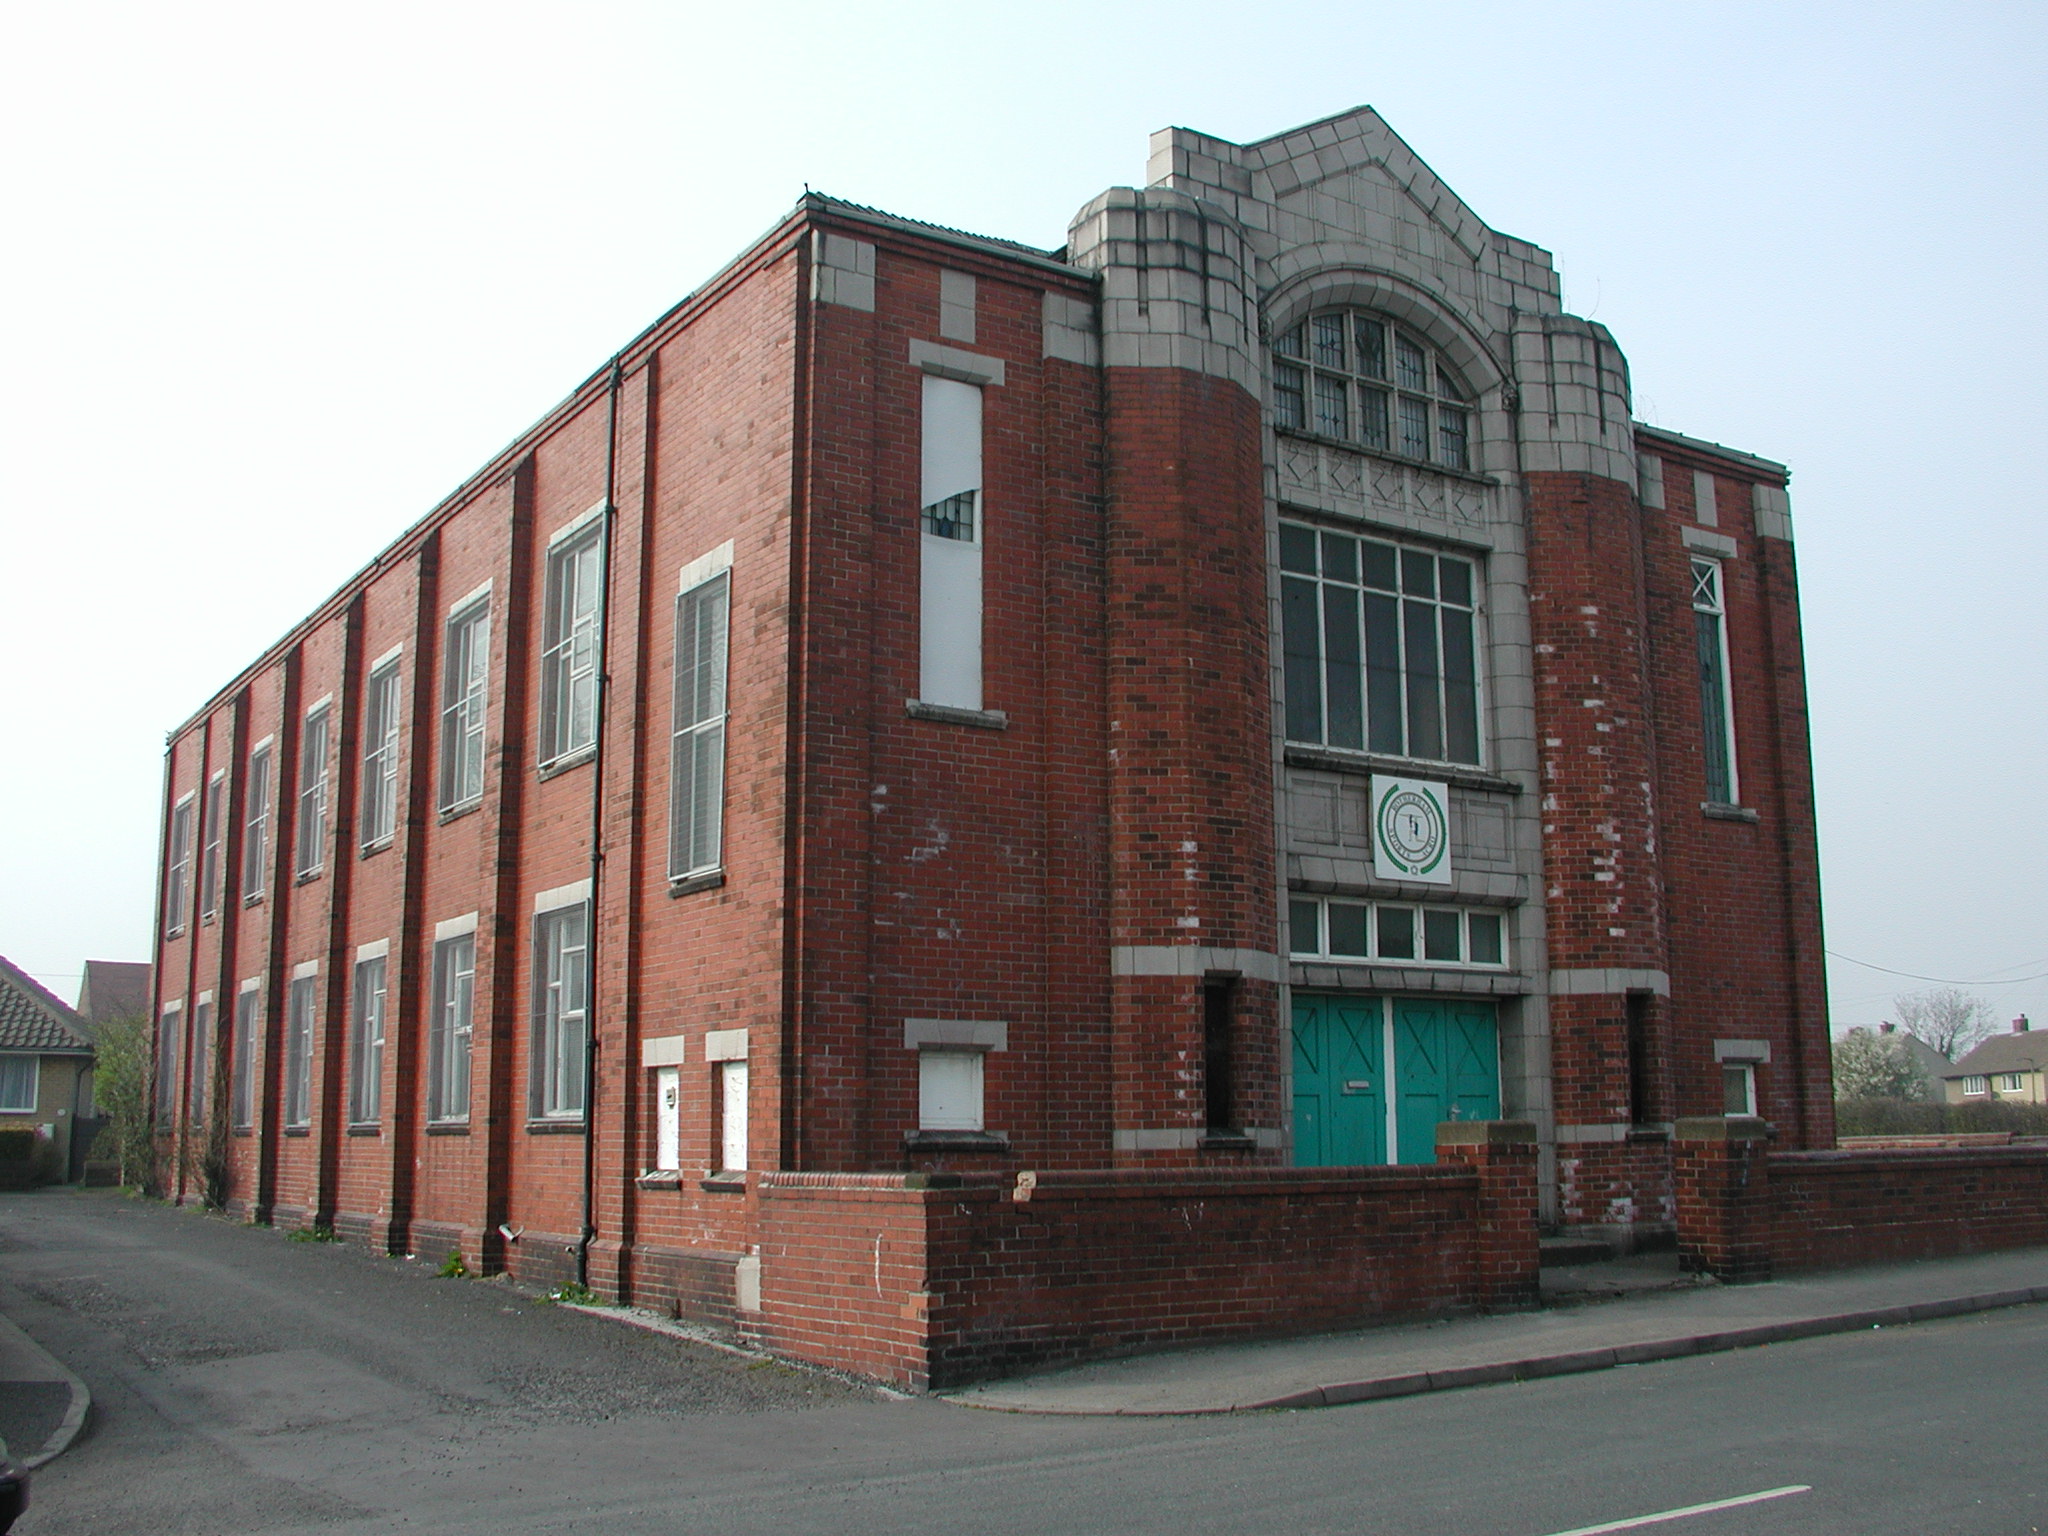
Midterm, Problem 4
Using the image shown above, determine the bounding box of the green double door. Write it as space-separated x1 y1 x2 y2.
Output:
1292 994 1500 1166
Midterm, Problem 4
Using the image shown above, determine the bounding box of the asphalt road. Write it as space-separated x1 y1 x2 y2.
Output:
3 1188 2045 1535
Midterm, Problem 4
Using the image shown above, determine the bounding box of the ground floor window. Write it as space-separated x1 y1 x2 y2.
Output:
718 1060 749 1171
1722 1062 1757 1116
0 1055 35 1113
1291 994 1499 1167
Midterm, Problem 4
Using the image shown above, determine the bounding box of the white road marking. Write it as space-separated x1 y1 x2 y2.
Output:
1540 1484 1812 1536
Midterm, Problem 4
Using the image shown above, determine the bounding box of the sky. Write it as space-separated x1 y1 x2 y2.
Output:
1 1 2042 1037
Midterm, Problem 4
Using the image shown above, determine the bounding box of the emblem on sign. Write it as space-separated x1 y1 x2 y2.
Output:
1371 776 1452 885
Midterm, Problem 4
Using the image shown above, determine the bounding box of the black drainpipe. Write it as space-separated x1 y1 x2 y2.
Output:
577 355 624 1289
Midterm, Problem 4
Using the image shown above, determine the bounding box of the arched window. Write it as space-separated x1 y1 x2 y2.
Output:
1272 311 1473 471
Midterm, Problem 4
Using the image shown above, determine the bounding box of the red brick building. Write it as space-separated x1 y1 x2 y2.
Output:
149 108 1832 1373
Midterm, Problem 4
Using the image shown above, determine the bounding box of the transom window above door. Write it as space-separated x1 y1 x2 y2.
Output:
1272 310 1473 471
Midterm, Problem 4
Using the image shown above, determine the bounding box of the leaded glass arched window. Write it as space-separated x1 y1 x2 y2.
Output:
1272 311 1473 471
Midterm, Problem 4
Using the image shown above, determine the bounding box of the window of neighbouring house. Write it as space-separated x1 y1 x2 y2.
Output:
349 952 387 1125
165 796 195 936
540 522 603 767
531 901 589 1121
428 929 475 1124
1691 557 1738 806
297 702 330 879
1273 310 1474 471
199 773 225 922
440 596 492 812
360 658 402 848
671 561 730 883
243 741 273 900
0 1055 35 1114
1289 895 1508 968
1995 1072 2026 1094
1280 522 1482 765
1961 1075 1988 1097
284 974 316 1128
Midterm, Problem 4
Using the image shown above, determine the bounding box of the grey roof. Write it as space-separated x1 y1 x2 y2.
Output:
1944 1032 2048 1078
0 954 95 1055
1884 1030 1954 1080
75 959 151 1036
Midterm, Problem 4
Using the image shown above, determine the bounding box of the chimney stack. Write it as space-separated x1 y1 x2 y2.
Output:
2016 1015 2031 1034
1880 1022 1895 1034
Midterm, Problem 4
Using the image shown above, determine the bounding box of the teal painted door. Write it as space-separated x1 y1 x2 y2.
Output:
1291 995 1386 1167
1393 998 1501 1163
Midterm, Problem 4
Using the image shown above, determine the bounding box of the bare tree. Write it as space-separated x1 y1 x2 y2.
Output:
1894 987 1999 1061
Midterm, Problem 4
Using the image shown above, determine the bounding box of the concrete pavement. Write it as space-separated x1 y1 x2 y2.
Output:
945 1245 2048 1415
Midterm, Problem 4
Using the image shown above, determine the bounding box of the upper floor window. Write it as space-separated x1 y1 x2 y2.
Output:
1691 558 1738 806
165 796 195 936
199 773 224 922
297 703 330 878
360 658 401 848
440 597 491 811
541 524 603 766
1280 521 1482 766
242 741 273 900
1273 311 1473 471
670 566 730 883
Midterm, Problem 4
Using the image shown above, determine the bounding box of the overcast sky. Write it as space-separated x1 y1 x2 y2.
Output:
2 1 2041 1036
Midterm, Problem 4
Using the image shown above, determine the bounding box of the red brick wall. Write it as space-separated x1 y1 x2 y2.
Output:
748 1162 1505 1390
1771 1148 2048 1270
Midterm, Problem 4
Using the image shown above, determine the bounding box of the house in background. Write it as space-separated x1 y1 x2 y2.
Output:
76 960 152 1036
1876 1021 1953 1095
0 954 97 1184
1942 1018 2043 1104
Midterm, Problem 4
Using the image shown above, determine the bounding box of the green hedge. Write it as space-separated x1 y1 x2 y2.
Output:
0 1127 35 1163
1835 1097 2048 1138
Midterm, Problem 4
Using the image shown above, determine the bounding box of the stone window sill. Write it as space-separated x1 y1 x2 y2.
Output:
700 1172 747 1193
636 1169 683 1190
1273 424 1497 487
346 1124 380 1137
438 800 481 827
669 869 725 898
425 1122 470 1137
284 1125 310 1138
537 749 595 782
1701 802 1760 823
525 1119 587 1135
359 839 393 860
905 700 1008 730
903 1130 1012 1154
1197 1130 1258 1151
1283 743 1519 795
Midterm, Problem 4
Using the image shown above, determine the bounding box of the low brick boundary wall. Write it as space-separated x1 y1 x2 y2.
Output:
1676 1117 2048 1282
743 1123 1539 1390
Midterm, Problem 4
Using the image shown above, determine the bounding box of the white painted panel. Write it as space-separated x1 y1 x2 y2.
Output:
920 536 982 711
654 1066 680 1171
1692 468 1718 527
919 1049 983 1131
704 1027 748 1062
719 1061 749 1171
921 376 981 509
641 1034 687 1068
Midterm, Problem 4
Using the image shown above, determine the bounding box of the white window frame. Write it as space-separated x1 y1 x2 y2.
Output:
243 740 273 900
231 984 259 1131
349 951 387 1125
165 795 195 936
1278 521 1486 767
428 928 476 1124
199 772 225 922
0 1055 37 1114
439 594 491 812
284 974 317 1128
1287 895 1509 970
360 657 402 848
540 519 604 767
297 702 331 878
1691 557 1740 806
155 1006 182 1118
670 562 730 882
1961 1075 1988 1098
1995 1072 2027 1095
918 374 985 712
531 901 589 1121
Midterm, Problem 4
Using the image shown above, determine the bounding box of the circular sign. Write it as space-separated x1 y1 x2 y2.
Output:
1377 785 1447 877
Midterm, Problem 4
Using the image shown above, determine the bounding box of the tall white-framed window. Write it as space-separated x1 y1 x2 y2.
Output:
1691 558 1738 806
199 773 225 922
540 522 603 766
155 1006 182 1119
165 796 195 936
284 973 316 1129
297 702 331 878
440 595 491 811
1279 521 1483 765
348 951 387 1125
242 741 273 900
919 375 984 711
0 1055 37 1114
360 657 402 848
231 984 259 1131
918 1049 984 1132
531 901 589 1120
188 998 213 1124
1273 310 1474 471
428 928 476 1123
670 563 730 882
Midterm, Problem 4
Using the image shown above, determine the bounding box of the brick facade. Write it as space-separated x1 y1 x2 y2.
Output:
147 108 1837 1383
